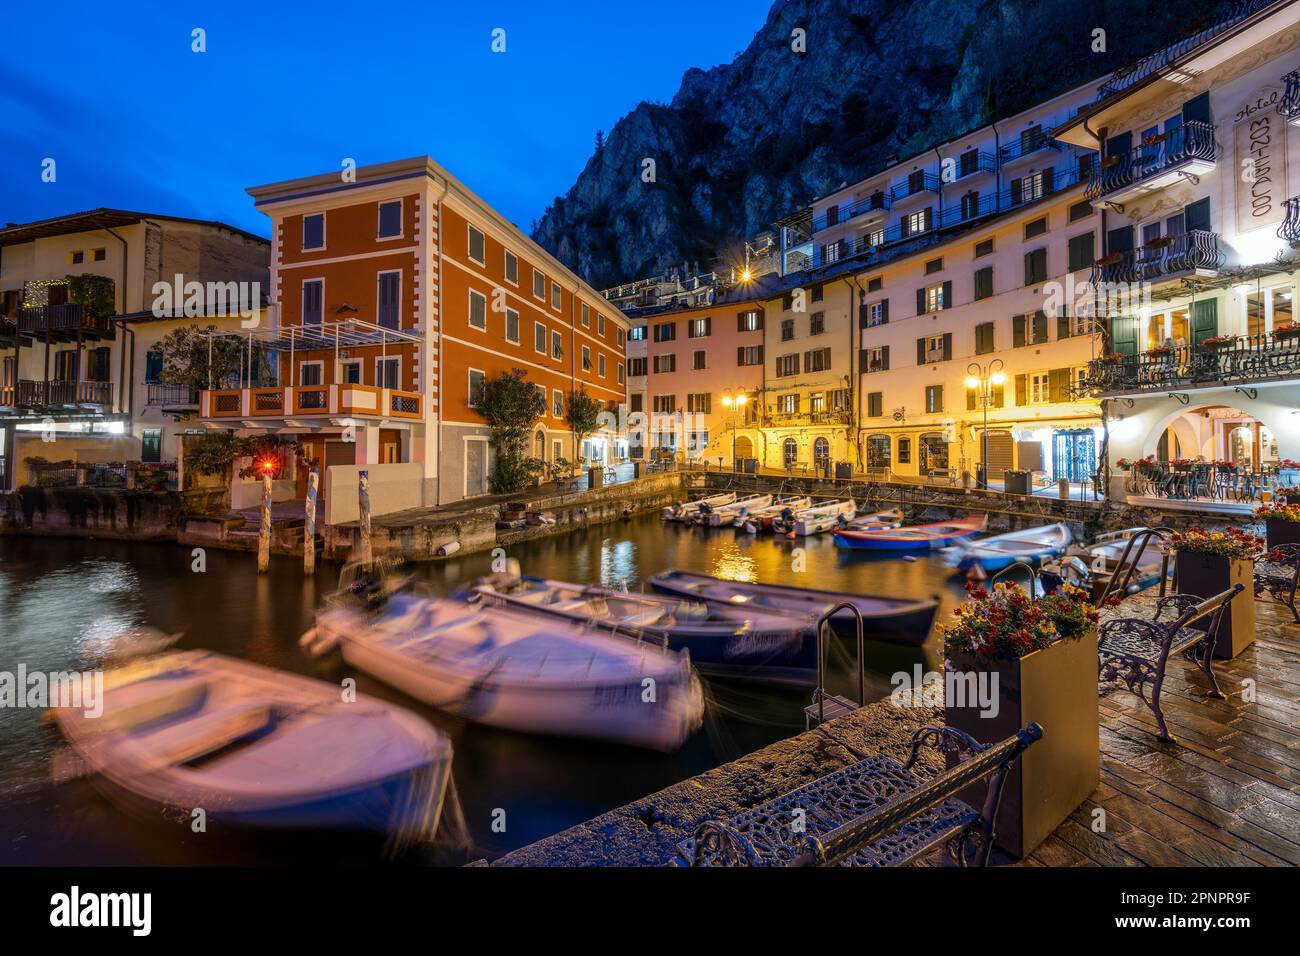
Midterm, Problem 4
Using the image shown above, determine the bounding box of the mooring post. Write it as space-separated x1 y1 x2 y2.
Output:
304 468 318 576
358 469 372 565
258 471 273 574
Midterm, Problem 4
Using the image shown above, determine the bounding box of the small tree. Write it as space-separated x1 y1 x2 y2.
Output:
158 325 272 391
479 369 546 494
566 388 604 467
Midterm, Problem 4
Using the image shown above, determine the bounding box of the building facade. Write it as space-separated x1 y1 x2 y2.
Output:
202 157 629 518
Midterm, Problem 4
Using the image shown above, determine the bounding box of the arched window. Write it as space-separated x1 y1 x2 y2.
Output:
535 430 546 459
813 437 830 471
782 437 799 468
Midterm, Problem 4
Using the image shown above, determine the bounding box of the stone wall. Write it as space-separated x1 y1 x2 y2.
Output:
0 487 184 541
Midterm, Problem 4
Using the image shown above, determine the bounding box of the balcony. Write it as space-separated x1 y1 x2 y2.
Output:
1280 197 1300 245
763 407 852 428
200 384 422 422
1082 330 1300 395
953 150 997 180
889 172 940 206
1282 69 1300 125
999 128 1060 166
1084 121 1216 205
0 379 113 408
18 303 115 340
812 192 890 233
146 383 199 409
1090 229 1222 285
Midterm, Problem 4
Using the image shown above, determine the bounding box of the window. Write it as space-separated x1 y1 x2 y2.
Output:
378 200 402 239
776 353 800 377
618 363 625 385
505 250 519 284
629 325 646 341
903 208 931 236
781 319 795 341
340 360 362 384
630 393 644 413
1024 248 1048 285
533 269 546 300
919 281 950 313
866 276 883 292
92 248 106 262
468 369 486 407
864 301 887 327
598 314 606 335
505 308 520 344
738 310 762 332
300 361 323 386
653 354 676 373
552 389 564 417
776 394 799 415
975 321 995 355
959 149 980 177
616 328 625 347
1014 310 1049 347
974 238 994 258
1024 216 1047 240
303 214 324 251
302 279 323 326
823 241 841 264
534 322 547 353
862 346 888 372
809 312 825 335
468 289 487 330
693 350 706 370
377 270 401 329
811 285 823 303
1069 200 1092 223
688 317 710 338
737 345 763 366
960 191 981 220
920 333 951 364
925 385 944 414
653 322 677 342
1015 171 1047 204
866 391 883 417
550 282 561 310
551 330 563 359
598 354 606 377
376 356 400 389
973 266 993 301
1068 232 1095 272
581 303 590 327
582 345 592 371
68 250 85 265
628 357 647 376
805 348 832 372
1028 372 1050 405
653 394 676 413
687 393 711 414
898 438 911 464
925 257 944 275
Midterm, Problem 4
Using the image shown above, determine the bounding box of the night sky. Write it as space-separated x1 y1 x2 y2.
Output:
1 0 765 237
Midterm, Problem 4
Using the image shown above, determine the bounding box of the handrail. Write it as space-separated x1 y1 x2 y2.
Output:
811 601 866 725
1097 527 1173 605
989 559 1039 594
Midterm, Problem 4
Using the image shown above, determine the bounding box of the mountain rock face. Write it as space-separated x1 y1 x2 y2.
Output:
532 0 1218 288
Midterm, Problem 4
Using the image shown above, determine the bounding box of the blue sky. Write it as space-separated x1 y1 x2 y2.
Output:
0 0 766 237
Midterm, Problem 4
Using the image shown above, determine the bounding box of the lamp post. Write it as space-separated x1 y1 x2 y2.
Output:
965 359 1006 490
721 391 748 472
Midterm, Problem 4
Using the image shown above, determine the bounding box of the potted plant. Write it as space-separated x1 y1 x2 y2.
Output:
943 582 1101 859
1274 324 1300 341
1115 457 1133 471
1098 353 1124 365
1170 527 1262 658
1200 334 1236 350
1146 344 1173 358
1254 503 1300 548
1143 234 1175 250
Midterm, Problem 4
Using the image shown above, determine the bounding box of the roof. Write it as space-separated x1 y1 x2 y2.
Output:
0 208 270 249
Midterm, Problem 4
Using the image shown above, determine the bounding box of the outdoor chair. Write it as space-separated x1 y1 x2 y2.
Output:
1255 543 1300 623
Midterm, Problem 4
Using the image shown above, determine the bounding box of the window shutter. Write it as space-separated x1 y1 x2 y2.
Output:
1107 225 1134 254
967 387 977 411
1042 167 1055 194
1185 197 1211 233
941 280 952 309
942 333 952 360
1057 308 1071 340
1105 130 1132 158
917 337 927 365
900 215 911 238
859 348 869 372
916 288 926 314
880 299 889 324
1033 310 1048 343
737 312 745 332
992 383 1005 408
881 346 890 370
803 350 811 371
1013 314 1026 348
737 346 744 366
1182 91 1211 124
1010 177 1023 205
1015 373 1027 406
1191 299 1218 346
1049 368 1070 403
858 303 870 329
703 316 711 335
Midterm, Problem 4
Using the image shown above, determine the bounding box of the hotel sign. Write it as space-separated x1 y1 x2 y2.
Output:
1234 87 1290 235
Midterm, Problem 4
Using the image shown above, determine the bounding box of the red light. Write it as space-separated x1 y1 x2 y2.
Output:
258 457 278 476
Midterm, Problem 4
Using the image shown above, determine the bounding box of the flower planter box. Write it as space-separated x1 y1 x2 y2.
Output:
1174 553 1255 658
945 630 1099 859
1265 518 1300 548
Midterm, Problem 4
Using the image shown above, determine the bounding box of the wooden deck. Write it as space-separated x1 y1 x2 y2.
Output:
1026 596 1300 867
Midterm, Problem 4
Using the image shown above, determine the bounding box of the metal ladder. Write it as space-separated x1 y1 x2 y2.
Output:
804 602 867 729
1095 527 1173 605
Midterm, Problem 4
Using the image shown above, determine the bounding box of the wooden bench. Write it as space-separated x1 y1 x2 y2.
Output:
677 723 1042 867
1098 585 1243 743
1255 543 1300 622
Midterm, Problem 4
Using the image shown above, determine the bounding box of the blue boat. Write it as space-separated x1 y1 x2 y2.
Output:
940 523 1073 572
832 514 987 552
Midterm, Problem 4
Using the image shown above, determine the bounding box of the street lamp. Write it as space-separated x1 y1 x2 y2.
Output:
721 391 748 471
965 359 1006 490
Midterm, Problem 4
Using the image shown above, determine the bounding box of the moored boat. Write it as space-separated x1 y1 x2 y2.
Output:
52 650 453 841
663 492 736 522
469 575 819 685
832 513 988 551
773 499 857 536
838 508 904 531
1041 528 1169 597
739 496 812 533
940 522 1073 571
694 493 773 527
309 590 704 751
647 570 939 646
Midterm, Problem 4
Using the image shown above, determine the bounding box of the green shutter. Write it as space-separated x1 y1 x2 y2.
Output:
1057 308 1071 340
1033 310 1048 343
1191 299 1218 347
917 337 926 365
1013 314 1026 347
967 387 977 411
1015 374 1027 406
916 288 926 314
942 332 952 360
1111 316 1139 356
1049 368 1070 403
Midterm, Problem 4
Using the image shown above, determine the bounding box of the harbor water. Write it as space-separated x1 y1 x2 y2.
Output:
0 513 971 864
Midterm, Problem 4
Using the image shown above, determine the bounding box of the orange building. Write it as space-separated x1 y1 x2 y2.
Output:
198 157 629 515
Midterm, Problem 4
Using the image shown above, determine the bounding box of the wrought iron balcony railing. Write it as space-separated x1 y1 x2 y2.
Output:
1090 229 1222 285
146 383 200 407
763 408 852 427
998 128 1060 165
1084 120 1217 202
1281 69 1300 122
1279 197 1300 245
1082 330 1300 394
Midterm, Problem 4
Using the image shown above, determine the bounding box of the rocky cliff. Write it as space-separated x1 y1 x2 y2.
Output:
532 0 1220 288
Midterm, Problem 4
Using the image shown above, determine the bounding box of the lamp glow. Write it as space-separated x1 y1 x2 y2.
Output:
965 376 980 389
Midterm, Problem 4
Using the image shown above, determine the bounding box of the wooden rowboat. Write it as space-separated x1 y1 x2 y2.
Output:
739 497 812 533
940 523 1073 572
832 514 988 552
773 499 857 536
663 492 736 522
693 494 773 527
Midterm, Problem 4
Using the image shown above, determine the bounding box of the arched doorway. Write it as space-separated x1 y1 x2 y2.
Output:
782 437 799 469
734 435 753 461
534 430 546 460
813 437 830 473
